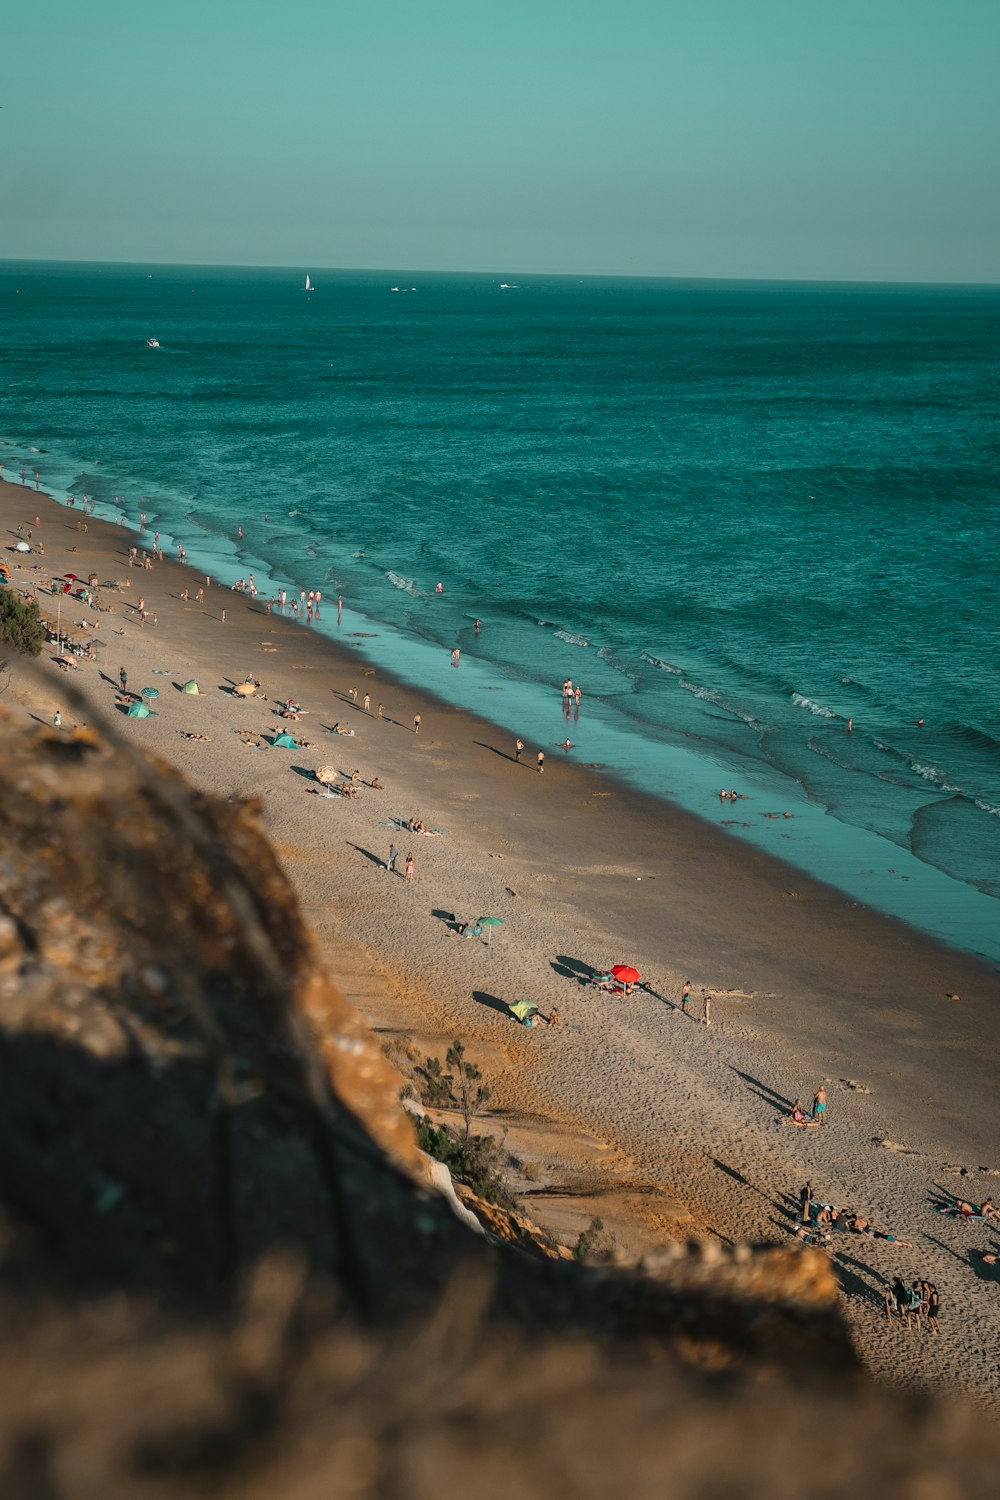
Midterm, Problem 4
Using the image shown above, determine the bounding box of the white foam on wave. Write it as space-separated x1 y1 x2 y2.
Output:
641 652 684 674
679 680 727 708
911 761 962 794
792 692 836 719
386 570 418 596
974 799 1000 818
555 629 590 647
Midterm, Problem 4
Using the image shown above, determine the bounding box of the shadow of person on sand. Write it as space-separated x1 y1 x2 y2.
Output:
347 842 386 870
289 765 318 781
473 740 523 765
828 1250 888 1309
431 909 459 930
553 955 595 981
471 991 511 1016
731 1067 793 1112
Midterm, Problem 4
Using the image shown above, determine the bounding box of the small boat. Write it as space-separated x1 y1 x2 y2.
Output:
304 274 314 292
146 337 160 348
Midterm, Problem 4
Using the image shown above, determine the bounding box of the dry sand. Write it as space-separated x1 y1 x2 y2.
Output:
3 479 1000 1406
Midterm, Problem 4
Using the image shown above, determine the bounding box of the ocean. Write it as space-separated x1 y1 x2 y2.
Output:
3 260 999 963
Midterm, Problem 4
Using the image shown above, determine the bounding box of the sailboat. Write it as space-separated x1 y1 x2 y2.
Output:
304 274 314 292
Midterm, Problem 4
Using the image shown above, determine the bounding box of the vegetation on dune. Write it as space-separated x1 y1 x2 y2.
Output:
0 590 45 656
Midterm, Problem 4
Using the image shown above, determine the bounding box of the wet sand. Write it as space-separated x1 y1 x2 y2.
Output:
3 478 1000 1405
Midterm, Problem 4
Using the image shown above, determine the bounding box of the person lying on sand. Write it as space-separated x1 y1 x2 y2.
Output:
176 731 211 741
328 723 356 736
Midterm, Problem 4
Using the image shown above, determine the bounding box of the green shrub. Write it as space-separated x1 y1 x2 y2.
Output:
417 1121 515 1209
0 590 45 656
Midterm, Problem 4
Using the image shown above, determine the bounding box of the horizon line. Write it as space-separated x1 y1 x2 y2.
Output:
1 255 998 291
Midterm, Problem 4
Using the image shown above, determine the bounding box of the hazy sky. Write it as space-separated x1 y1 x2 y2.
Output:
2 0 997 281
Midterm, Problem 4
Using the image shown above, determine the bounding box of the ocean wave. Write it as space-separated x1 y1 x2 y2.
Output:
792 692 836 719
555 630 590 647
597 646 638 680
974 799 1000 818
641 652 684 674
679 681 727 709
386 571 418 596
910 761 963 794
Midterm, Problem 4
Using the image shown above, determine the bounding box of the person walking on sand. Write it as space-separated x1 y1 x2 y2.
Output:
413 713 421 734
681 980 692 1015
515 737 524 762
537 750 545 773
377 703 384 720
404 852 414 882
799 1181 813 1225
812 1085 827 1124
363 693 371 713
702 993 712 1026
386 845 398 874
53 709 62 728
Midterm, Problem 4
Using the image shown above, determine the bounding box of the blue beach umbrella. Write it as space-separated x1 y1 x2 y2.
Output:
127 701 151 719
141 686 159 699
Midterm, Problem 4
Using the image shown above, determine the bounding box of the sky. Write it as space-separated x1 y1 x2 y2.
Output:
1 0 997 282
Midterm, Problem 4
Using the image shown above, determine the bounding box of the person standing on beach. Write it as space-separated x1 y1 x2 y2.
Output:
799 1182 813 1225
812 1085 827 1124
119 667 128 692
377 703 384 720
386 845 398 874
53 709 62 728
702 993 712 1026
537 750 545 773
364 693 371 713
337 594 343 623
404 852 414 882
515 738 524 762
414 713 421 734
681 981 692 1014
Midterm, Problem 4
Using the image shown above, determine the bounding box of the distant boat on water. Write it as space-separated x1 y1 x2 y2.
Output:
146 338 160 348
304 274 314 292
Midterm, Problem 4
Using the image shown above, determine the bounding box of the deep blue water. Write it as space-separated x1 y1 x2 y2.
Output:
3 261 999 962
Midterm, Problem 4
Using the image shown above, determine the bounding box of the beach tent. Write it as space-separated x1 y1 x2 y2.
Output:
181 679 201 695
126 701 151 719
507 1000 540 1026
272 731 297 748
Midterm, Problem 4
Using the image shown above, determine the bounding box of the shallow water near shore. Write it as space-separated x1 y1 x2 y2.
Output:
3 260 999 962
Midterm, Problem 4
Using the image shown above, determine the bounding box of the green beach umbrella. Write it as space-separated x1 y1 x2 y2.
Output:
126 701 151 719
181 679 201 695
508 999 539 1025
140 686 159 699
477 915 505 946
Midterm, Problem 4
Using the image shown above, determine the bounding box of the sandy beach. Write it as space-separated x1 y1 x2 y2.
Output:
3 477 1000 1407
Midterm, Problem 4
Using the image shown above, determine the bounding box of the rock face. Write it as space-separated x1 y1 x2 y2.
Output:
1 700 998 1496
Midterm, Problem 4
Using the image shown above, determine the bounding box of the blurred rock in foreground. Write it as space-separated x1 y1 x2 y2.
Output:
0 696 996 1497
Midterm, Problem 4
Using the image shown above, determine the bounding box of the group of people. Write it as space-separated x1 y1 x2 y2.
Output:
884 1277 940 1333
796 1184 911 1246
782 1087 827 1126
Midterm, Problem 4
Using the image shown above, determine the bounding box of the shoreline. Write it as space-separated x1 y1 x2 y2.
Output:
4 478 1000 1407
4 444 996 969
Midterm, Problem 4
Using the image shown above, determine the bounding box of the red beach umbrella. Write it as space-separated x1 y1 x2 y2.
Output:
611 965 641 984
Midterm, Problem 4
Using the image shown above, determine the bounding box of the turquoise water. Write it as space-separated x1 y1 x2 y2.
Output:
3 261 999 962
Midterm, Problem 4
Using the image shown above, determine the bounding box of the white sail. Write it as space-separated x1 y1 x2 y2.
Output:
304 274 313 292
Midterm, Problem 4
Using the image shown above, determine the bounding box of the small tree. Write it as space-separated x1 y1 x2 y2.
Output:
446 1040 491 1141
0 591 45 656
